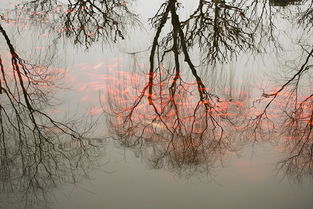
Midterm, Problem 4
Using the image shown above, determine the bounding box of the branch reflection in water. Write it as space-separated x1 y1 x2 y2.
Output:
104 0 313 178
5 0 139 48
106 56 249 175
0 0 312 208
250 47 313 181
0 23 102 208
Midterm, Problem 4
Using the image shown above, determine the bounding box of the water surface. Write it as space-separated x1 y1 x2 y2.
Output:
0 0 312 208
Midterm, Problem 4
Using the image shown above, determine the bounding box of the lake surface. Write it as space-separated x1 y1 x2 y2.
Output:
0 0 313 209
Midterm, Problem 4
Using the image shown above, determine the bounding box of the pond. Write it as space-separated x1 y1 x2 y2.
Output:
0 0 312 209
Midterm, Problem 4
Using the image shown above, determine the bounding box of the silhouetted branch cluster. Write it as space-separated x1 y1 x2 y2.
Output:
297 0 313 30
106 57 247 174
246 47 313 179
149 0 257 64
250 47 312 126
0 23 98 208
105 0 263 174
11 0 139 48
278 97 313 180
182 0 255 63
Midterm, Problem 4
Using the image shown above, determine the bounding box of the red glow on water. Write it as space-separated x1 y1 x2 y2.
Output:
72 60 251 139
38 33 49 38
65 9 75 14
86 107 103 115
282 136 297 141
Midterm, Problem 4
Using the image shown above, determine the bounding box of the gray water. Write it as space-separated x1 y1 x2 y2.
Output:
0 0 313 209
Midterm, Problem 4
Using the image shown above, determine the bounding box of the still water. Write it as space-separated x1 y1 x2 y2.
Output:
0 0 313 208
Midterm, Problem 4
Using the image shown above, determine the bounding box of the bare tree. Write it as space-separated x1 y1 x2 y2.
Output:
0 23 100 208
269 0 302 7
240 45 313 181
1 0 311 185
148 0 259 65
104 0 283 174
7 0 139 48
106 55 247 175
297 0 313 30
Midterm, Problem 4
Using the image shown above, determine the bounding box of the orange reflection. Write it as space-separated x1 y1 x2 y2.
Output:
102 61 251 172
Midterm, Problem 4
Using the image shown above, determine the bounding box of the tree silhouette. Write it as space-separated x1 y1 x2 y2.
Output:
269 0 302 7
149 0 257 65
0 23 100 208
297 1 313 30
106 55 247 175
9 0 139 48
0 0 311 192
255 47 313 180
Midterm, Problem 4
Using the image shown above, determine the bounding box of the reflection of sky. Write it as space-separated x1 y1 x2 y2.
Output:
49 141 313 209
0 1 313 209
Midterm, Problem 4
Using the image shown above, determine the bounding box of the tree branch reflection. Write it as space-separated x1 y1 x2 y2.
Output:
247 46 313 179
12 0 138 48
106 57 248 175
149 0 257 64
297 0 312 30
0 23 99 208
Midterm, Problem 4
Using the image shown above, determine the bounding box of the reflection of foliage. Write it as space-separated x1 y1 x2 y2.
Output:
0 23 98 208
13 0 138 48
